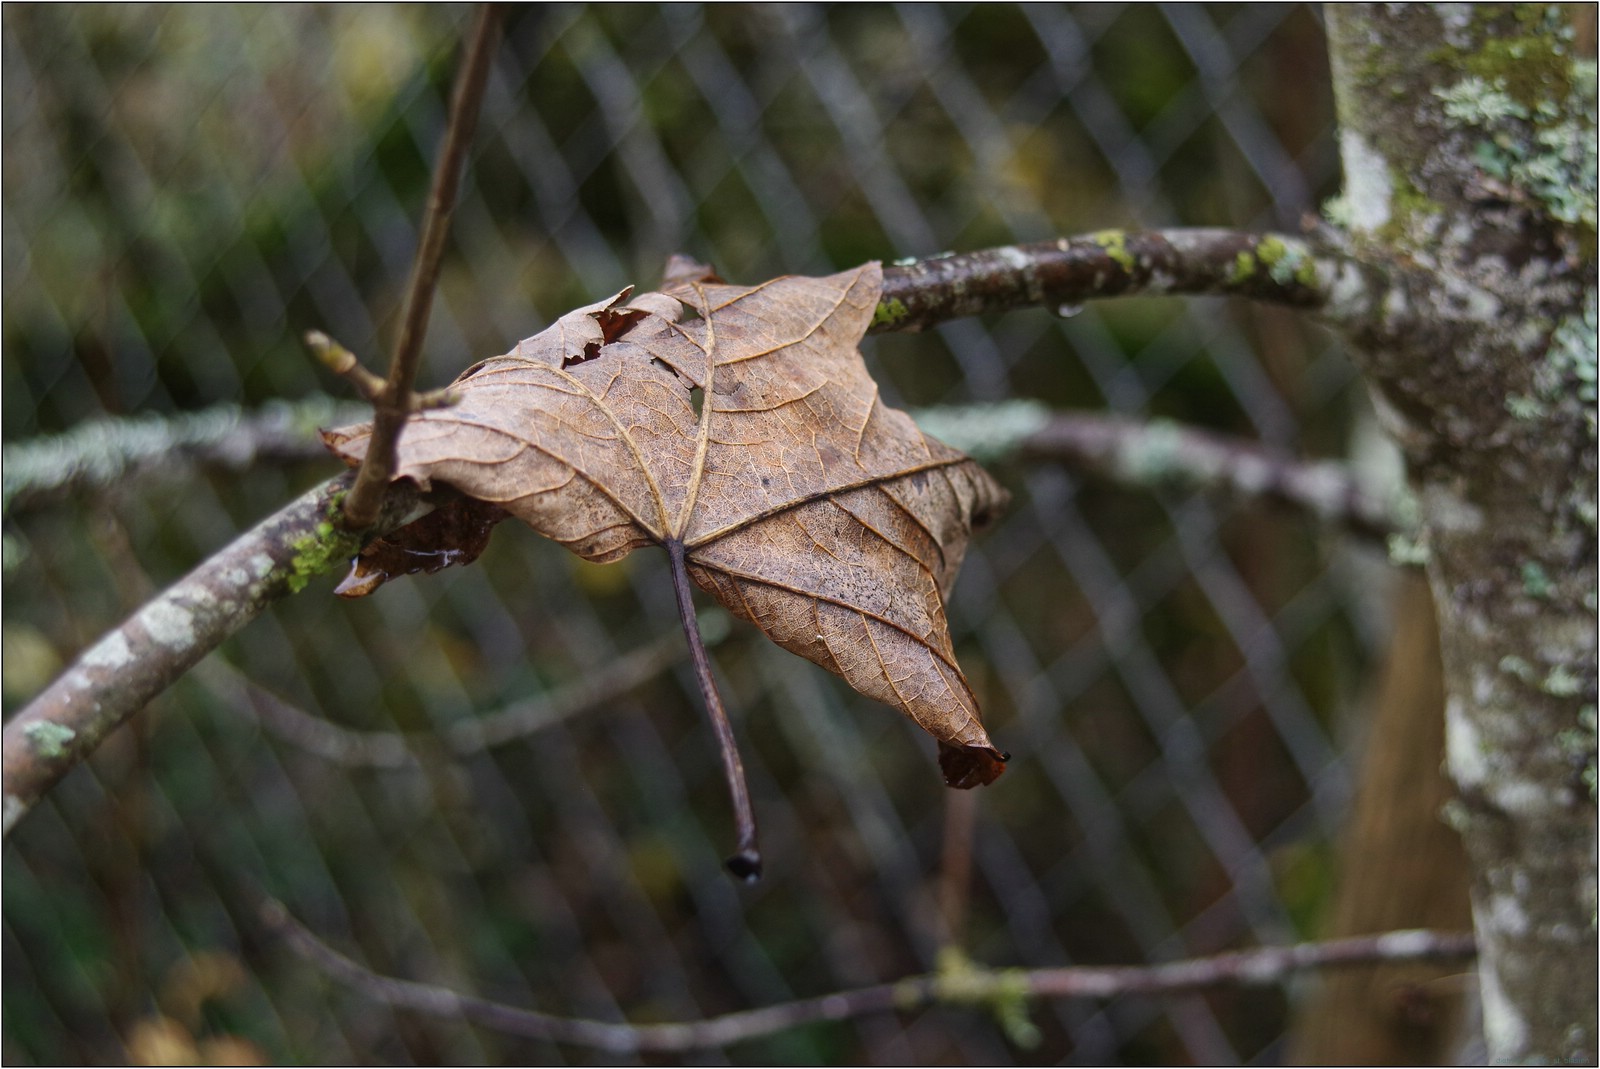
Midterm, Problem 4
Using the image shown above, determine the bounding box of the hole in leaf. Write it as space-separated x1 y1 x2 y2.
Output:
562 342 603 369
593 306 648 343
689 386 704 417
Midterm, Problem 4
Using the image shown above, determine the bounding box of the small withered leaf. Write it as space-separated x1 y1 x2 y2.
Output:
323 264 1010 786
334 495 507 598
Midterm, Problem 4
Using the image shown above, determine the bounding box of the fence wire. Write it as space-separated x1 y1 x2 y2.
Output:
3 5 1392 1064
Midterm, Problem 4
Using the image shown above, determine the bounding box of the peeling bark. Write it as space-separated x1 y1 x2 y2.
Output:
1326 6 1597 1062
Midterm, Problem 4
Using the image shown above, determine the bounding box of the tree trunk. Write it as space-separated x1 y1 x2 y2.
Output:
1324 6 1597 1062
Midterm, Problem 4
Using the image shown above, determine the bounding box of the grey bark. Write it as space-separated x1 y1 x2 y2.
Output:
1325 6 1597 1062
1 473 421 834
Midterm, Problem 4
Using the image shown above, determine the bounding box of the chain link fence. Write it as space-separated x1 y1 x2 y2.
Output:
3 5 1395 1063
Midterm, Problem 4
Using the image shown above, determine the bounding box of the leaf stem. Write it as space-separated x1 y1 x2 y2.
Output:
666 539 761 880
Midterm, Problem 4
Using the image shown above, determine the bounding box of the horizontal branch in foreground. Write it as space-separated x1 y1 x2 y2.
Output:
873 228 1385 334
264 898 1474 1054
1 473 419 836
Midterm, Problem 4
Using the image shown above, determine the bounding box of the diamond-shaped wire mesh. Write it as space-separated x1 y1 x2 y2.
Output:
3 5 1386 1064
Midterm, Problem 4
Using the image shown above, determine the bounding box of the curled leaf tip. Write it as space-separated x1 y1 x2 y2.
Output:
939 742 1008 789
662 252 721 286
334 566 386 599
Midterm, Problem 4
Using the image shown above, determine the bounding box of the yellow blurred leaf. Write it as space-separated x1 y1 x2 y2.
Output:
2 625 62 701
126 1016 201 1067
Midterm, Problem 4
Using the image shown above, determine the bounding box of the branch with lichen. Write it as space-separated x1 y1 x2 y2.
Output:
872 228 1390 335
1 398 362 514
262 897 1474 1054
916 402 1411 542
1 474 420 835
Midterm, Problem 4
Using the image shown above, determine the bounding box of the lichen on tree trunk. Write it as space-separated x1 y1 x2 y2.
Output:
1324 5 1597 1062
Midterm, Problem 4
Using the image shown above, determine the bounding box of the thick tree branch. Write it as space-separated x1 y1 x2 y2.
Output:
1 474 420 836
873 228 1390 335
263 898 1474 1054
338 4 502 529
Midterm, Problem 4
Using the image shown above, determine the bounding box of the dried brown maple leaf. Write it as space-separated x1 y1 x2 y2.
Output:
323 262 1010 871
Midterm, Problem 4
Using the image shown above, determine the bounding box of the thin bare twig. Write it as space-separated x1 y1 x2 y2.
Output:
198 622 727 769
339 4 503 529
263 898 1475 1054
304 332 459 413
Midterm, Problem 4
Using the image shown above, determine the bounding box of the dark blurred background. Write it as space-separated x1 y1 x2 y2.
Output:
3 5 1407 1064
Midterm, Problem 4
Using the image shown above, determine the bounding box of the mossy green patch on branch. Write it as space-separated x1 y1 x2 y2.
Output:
1387 532 1430 566
1547 293 1599 405
872 296 910 329
1114 419 1187 484
1254 236 1319 288
1557 705 1598 800
1089 229 1136 271
1229 250 1257 286
285 512 363 594
928 947 1042 1049
1433 5 1581 107
912 400 1051 462
1500 654 1587 698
